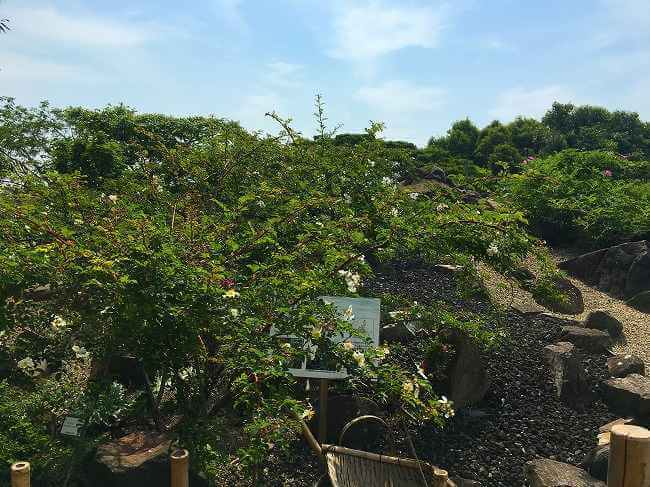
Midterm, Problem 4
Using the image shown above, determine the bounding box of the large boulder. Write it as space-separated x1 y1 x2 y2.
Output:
442 329 491 409
601 374 650 418
534 277 584 315
559 241 649 298
543 342 594 408
625 251 650 297
627 290 650 313
524 458 606 487
584 310 624 339
418 164 449 184
607 354 645 378
82 431 207 487
559 326 612 353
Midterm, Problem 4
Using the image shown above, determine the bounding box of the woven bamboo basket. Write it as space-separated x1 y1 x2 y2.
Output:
297 413 452 487
322 444 449 487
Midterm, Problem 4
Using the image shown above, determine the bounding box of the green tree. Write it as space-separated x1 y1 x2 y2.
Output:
446 119 480 160
508 117 552 156
474 121 511 167
489 143 522 174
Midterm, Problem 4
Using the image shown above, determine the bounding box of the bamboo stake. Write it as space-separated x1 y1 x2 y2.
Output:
170 449 189 487
318 378 329 444
10 462 30 487
608 424 650 487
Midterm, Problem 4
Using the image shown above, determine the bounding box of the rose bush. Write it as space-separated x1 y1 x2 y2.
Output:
0 97 537 483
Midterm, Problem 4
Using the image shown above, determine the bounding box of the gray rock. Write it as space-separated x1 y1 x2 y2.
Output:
559 248 608 286
418 164 449 184
607 353 645 378
524 458 606 486
559 241 649 297
601 373 650 418
443 328 490 409
625 251 650 297
584 310 624 339
534 277 584 315
581 444 609 482
544 342 594 408
82 431 208 487
627 290 650 313
559 326 612 353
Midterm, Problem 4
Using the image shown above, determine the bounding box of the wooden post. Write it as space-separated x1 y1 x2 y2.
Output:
170 449 189 487
319 378 329 444
608 424 650 487
10 462 30 487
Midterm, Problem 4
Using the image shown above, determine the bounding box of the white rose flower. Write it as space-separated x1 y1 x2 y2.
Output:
352 351 365 367
72 345 90 359
51 315 68 331
18 357 35 371
486 242 499 257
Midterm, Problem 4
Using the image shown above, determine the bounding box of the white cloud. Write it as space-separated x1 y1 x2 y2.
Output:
4 5 159 47
357 80 446 114
264 61 304 88
488 86 576 121
234 93 287 134
329 1 448 60
0 53 101 82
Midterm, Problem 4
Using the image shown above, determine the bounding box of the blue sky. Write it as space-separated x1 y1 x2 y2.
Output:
2 0 649 146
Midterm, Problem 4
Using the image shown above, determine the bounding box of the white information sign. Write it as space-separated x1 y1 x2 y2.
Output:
60 416 83 436
274 296 380 380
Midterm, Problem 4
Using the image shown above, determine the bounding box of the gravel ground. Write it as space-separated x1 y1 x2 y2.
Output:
366 264 615 487
260 262 618 486
481 251 650 367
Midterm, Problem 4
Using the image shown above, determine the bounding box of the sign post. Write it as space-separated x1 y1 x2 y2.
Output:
273 297 381 444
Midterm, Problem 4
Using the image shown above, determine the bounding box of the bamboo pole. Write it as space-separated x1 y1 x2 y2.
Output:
318 378 329 444
10 462 30 487
170 449 189 487
608 424 650 487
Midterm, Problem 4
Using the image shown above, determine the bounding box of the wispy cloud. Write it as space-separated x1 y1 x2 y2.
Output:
264 61 304 88
328 1 449 60
489 86 577 121
0 52 102 82
357 80 446 114
4 5 161 48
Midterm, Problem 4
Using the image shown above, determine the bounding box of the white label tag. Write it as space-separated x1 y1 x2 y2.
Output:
61 416 83 436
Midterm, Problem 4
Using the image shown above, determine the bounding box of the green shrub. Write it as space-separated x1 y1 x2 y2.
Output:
505 149 650 248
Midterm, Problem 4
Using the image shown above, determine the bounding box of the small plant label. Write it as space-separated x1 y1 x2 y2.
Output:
60 416 83 436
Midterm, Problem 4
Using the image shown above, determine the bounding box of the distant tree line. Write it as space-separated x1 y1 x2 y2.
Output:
328 103 650 179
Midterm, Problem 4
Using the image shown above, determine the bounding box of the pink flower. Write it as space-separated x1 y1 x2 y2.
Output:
602 169 613 177
221 278 236 288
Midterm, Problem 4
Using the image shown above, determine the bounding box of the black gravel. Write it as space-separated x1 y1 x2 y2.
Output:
366 263 615 487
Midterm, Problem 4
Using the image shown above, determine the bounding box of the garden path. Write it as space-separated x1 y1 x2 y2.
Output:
480 254 650 367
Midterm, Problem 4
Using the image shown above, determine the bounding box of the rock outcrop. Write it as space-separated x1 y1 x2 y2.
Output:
601 373 650 418
584 310 623 339
607 354 645 378
544 342 593 408
559 326 612 353
559 240 650 299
